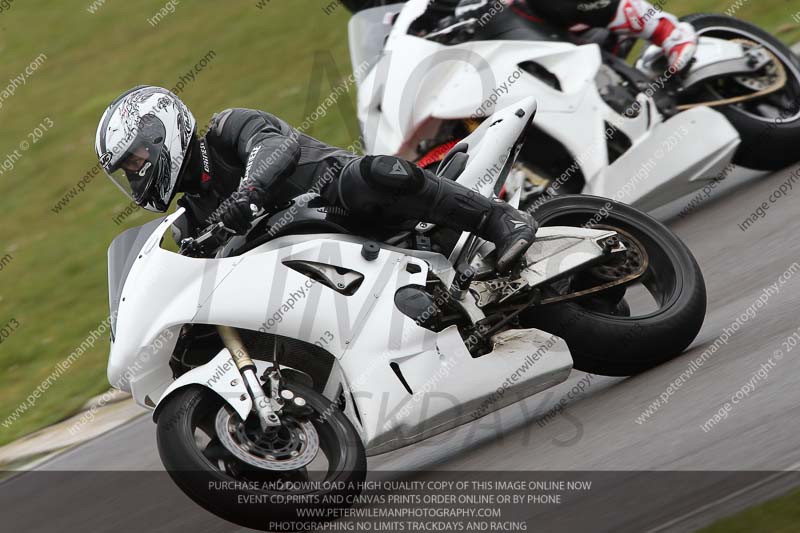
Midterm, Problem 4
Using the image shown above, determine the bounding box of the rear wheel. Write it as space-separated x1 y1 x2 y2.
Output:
521 195 706 376
679 14 800 170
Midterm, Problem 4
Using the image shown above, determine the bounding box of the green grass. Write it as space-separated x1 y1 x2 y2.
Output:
0 0 796 449
700 486 800 533
0 0 359 446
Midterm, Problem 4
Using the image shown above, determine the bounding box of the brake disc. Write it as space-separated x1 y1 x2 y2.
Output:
215 406 320 471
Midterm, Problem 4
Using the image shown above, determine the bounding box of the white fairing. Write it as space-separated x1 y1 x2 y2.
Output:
354 0 743 209
158 348 253 420
111 209 609 454
108 98 626 454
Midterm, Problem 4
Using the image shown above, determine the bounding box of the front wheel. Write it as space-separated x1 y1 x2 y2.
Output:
521 196 707 376
678 14 800 170
156 383 366 531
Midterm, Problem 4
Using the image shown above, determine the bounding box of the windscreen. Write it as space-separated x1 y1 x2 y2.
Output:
107 217 166 337
348 4 400 86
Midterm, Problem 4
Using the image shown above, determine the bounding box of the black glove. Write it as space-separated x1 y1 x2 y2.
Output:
220 188 265 235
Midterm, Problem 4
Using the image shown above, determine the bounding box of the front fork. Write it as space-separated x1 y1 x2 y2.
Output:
217 325 284 428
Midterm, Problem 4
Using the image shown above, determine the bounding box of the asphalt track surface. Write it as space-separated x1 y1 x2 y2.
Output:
4 165 800 532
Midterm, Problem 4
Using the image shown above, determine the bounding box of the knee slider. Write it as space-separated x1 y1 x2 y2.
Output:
360 155 425 194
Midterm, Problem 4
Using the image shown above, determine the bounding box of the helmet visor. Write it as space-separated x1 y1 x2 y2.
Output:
104 115 171 212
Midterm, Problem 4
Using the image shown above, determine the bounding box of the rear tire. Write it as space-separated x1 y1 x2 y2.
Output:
522 196 706 376
681 14 800 171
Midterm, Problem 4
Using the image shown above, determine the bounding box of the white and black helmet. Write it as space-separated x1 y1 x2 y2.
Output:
95 86 196 212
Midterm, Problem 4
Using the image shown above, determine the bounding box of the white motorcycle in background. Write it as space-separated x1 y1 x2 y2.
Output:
106 98 705 530
350 0 800 211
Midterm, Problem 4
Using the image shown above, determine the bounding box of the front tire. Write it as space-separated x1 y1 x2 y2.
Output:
156 384 366 531
522 196 707 376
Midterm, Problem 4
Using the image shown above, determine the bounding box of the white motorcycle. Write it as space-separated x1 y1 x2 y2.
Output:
350 0 800 211
106 98 705 530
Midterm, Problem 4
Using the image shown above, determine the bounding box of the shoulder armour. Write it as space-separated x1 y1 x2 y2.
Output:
208 109 234 137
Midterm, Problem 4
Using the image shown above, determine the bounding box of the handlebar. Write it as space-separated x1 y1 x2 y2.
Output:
179 222 236 257
177 202 288 257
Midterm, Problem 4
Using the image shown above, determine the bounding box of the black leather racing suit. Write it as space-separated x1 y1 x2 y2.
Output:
174 108 356 239
173 108 535 271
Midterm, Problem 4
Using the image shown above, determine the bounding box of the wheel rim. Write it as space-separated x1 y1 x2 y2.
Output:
694 26 800 123
188 385 350 484
588 225 649 282
214 407 320 471
539 211 682 320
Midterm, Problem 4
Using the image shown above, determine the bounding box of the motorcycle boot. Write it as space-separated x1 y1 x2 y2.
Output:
332 155 538 273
